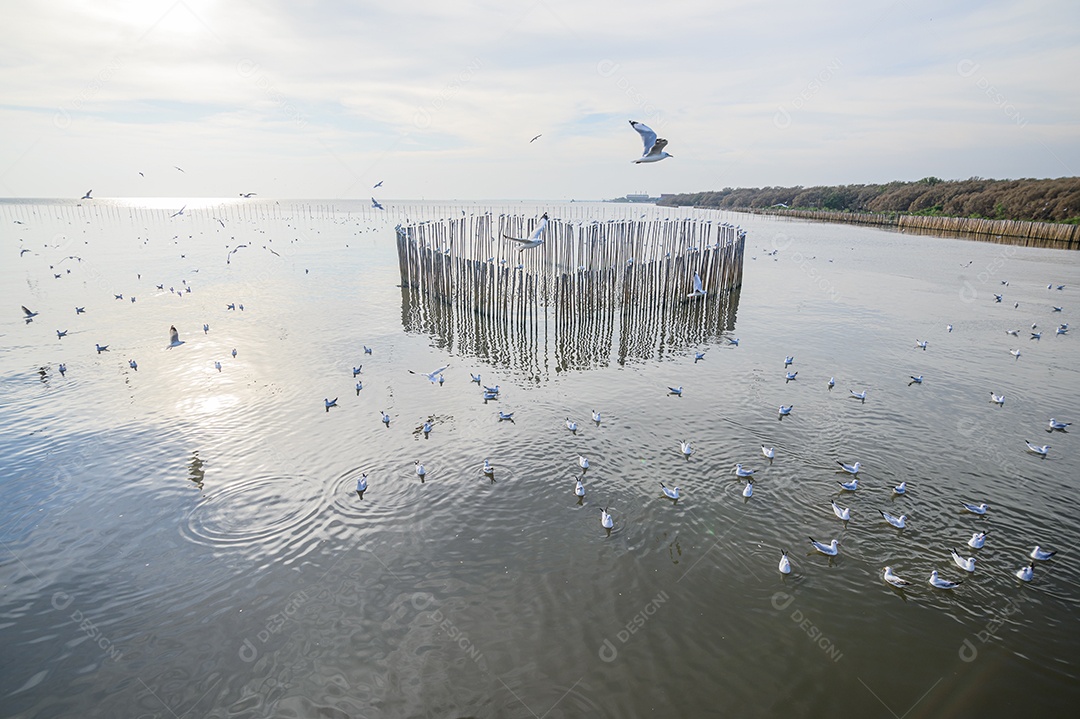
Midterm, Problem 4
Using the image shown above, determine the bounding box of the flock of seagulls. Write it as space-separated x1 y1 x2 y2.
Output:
17 204 1071 607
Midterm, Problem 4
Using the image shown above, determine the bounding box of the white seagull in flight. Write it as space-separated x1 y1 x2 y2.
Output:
629 120 672 163
409 365 449 383
503 213 548 251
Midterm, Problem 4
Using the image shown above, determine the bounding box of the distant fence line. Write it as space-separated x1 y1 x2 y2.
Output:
740 207 1080 245
396 214 745 374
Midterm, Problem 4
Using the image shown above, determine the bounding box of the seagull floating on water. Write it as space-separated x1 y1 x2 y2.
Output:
785 371 798 381
601 507 614 530
968 532 987 549
422 421 433 436
1015 562 1035 582
1048 418 1071 431
566 417 578 432
575 479 585 497
498 411 514 421
578 455 589 470
660 482 680 500
950 549 976 573
828 377 835 388
894 481 907 494
727 337 740 346
128 359 138 371
915 340 927 350
380 411 390 426
929 570 962 589
1025 441 1050 456
483 459 494 476
95 343 108 353
837 461 861 474
57 329 67 339
778 405 793 417
1025 545 1056 562
681 440 694 458
880 510 906 529
849 389 867 402
22 305 38 320
75 307 85 314
356 473 367 498
831 501 850 521
742 480 754 497
784 356 794 367
779 550 792 574
1009 348 1021 358
694 350 706 362
355 381 363 395
990 392 1005 406
962 502 989 515
734 464 755 477
58 363 66 376
909 375 923 384
883 566 911 588
324 397 337 412
668 386 683 396
838 477 859 491
809 537 840 556
415 460 426 478
761 445 775 460
592 410 602 424
352 366 363 377
629 120 672 163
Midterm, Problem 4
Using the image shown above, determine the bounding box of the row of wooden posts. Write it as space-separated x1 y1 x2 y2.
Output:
396 213 745 374
744 207 1080 245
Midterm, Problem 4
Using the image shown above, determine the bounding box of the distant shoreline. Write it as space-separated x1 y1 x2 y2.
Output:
727 206 1080 246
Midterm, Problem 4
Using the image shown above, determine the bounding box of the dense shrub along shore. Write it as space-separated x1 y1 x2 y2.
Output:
658 176 1080 224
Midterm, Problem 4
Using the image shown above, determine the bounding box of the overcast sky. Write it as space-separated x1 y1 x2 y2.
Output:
1 0 1077 200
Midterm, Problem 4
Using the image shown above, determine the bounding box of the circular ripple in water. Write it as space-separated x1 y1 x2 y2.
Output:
182 473 327 553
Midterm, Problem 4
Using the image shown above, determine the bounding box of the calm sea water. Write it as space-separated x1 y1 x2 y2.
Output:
2 199 1078 718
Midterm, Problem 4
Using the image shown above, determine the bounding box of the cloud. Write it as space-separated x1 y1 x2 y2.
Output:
1 0 1077 198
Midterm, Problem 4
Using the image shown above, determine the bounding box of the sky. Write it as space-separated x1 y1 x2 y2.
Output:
1 0 1077 200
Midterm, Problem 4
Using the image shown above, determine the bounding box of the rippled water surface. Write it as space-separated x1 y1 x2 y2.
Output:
2 199 1079 718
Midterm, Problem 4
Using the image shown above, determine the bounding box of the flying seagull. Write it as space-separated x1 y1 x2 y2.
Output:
239 193 256 198
503 213 548 251
373 180 383 188
371 198 384 210
81 189 92 200
629 120 672 163
409 365 450 383
170 205 186 218
529 134 542 143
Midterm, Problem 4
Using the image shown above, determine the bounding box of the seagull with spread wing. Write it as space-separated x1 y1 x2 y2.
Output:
503 213 548 251
629 120 672 163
